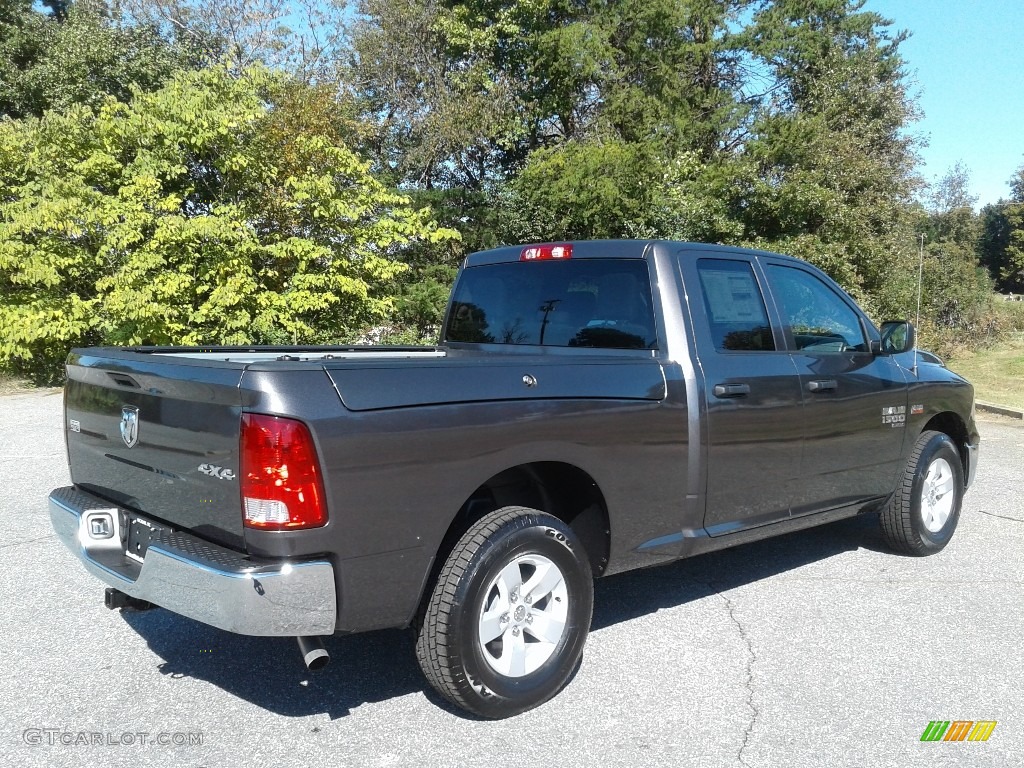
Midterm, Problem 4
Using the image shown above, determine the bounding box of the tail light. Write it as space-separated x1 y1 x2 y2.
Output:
240 414 327 530
521 243 572 261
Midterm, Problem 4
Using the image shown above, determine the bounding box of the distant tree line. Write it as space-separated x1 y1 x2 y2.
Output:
1 0 1021 383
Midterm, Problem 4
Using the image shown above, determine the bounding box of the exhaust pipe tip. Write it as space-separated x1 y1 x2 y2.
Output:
296 635 330 671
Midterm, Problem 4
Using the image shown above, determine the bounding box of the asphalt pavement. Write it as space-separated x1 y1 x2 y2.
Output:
1 390 1020 767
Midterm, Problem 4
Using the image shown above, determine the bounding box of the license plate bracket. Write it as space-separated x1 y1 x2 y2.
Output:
125 515 166 563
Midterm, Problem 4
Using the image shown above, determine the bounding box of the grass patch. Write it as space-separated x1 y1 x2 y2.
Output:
0 375 34 396
947 332 1024 410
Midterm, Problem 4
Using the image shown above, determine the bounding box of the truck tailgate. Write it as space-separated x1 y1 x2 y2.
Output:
64 351 247 549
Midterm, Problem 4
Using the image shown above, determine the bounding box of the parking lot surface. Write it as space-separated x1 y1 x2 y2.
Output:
1 390 1020 767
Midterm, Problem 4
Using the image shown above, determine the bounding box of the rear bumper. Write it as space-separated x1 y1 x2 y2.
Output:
49 486 337 636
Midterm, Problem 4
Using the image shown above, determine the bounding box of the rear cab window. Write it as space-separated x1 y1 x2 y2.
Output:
445 259 658 349
696 258 776 352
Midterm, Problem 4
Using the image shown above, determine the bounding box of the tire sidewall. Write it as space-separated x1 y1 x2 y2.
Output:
452 517 593 715
910 433 964 550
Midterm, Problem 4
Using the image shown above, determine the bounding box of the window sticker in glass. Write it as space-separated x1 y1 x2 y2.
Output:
696 259 775 351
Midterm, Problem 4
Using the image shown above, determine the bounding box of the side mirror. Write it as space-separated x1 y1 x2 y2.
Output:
878 320 916 355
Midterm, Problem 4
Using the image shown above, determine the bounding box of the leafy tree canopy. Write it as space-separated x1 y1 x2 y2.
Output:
0 64 458 382
0 0 198 119
979 163 1024 293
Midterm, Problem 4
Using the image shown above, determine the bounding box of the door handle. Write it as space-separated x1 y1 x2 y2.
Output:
807 379 837 392
713 383 751 398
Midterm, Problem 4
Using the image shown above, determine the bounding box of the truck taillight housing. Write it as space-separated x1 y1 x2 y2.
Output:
520 243 572 261
240 414 327 530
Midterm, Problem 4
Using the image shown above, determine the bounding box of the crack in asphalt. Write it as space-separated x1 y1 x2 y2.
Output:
0 534 53 550
715 588 758 768
978 509 1024 523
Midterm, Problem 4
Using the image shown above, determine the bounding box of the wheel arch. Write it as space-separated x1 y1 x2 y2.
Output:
922 411 970 477
430 462 611 587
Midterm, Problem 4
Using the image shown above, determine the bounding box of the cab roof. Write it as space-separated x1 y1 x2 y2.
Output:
465 240 804 267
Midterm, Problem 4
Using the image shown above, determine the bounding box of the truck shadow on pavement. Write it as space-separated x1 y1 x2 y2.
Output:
120 513 886 720
591 513 884 631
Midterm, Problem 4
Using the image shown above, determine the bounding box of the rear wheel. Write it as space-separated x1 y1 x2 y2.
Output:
415 506 594 718
881 430 964 555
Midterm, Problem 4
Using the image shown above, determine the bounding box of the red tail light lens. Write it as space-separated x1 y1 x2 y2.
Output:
240 414 327 530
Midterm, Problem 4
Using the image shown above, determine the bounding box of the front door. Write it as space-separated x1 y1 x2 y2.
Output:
762 260 909 514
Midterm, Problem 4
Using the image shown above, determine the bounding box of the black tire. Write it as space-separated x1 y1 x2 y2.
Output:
880 430 964 556
415 506 594 719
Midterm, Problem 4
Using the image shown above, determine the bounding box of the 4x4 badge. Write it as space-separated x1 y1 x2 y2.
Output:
120 406 140 448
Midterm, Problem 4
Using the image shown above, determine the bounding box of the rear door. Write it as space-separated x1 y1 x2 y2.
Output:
761 259 909 514
680 254 804 535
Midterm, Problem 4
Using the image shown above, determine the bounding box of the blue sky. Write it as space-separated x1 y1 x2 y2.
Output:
865 0 1023 207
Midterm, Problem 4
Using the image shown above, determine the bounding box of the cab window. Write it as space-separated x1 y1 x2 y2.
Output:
767 265 867 353
445 259 658 349
696 259 775 352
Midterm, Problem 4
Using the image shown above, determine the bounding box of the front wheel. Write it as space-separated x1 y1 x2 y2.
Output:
415 506 594 718
880 430 964 555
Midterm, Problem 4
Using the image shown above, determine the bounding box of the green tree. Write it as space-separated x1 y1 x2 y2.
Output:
979 201 1012 290
0 0 196 119
0 64 457 383
347 0 940 336
921 162 979 246
979 164 1024 293
123 0 348 82
393 263 458 342
351 0 751 188
0 0 51 117
1003 165 1023 292
350 0 754 249
737 0 922 313
349 0 533 192
915 164 991 336
501 139 661 241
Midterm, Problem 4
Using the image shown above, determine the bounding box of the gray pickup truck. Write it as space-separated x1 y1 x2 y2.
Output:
49 240 979 718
